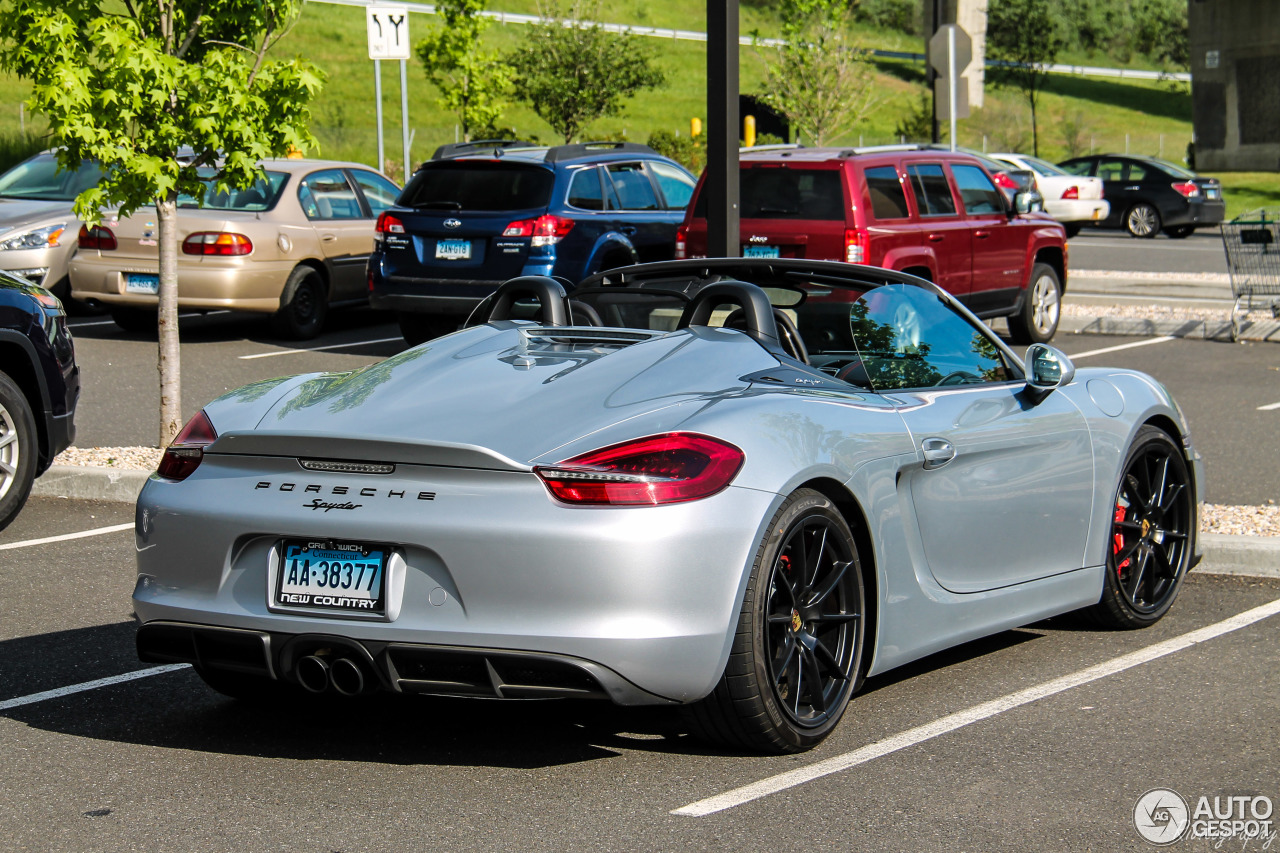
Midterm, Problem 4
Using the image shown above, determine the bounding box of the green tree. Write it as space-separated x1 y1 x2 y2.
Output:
987 0 1065 157
508 0 665 144
0 0 321 445
757 0 883 146
415 0 513 142
1131 0 1189 71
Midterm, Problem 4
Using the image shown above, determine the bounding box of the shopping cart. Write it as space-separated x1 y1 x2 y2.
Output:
1221 208 1280 341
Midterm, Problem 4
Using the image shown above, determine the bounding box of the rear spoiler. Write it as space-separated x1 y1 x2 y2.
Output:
207 431 533 472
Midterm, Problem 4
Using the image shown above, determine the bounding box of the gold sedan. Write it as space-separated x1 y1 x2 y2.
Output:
69 159 400 339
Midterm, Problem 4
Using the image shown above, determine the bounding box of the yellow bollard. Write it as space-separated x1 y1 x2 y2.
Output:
691 117 702 138
743 115 756 148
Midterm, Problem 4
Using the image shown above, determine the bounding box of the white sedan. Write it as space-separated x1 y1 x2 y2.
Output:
991 153 1108 238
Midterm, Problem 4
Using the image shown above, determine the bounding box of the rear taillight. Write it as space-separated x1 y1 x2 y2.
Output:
534 433 744 506
992 171 1019 191
844 228 869 264
1061 185 1079 200
157 410 217 481
1172 181 1200 198
376 211 405 235
502 214 575 246
182 232 253 256
675 224 688 259
77 224 117 251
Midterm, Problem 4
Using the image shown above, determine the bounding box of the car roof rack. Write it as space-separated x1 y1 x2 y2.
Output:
430 139 538 160
543 141 657 162
741 143 805 153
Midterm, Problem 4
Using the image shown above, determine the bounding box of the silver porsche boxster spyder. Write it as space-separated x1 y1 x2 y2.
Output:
133 259 1203 753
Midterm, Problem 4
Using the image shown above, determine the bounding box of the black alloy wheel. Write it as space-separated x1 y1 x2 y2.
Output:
0 372 38 531
271 267 328 340
1089 426 1194 628
685 489 866 753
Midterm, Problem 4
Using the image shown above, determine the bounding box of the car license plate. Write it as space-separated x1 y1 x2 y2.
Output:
125 273 159 294
435 238 471 260
275 539 387 614
1207 187 1220 199
744 245 780 258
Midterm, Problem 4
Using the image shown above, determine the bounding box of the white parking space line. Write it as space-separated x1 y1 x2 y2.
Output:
1259 401 1280 411
238 336 403 360
68 310 228 328
0 664 190 712
1068 336 1177 360
0 522 134 551
66 318 122 328
672 597 1280 817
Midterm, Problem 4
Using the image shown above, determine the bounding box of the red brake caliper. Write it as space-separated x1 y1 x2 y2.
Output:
1112 504 1130 573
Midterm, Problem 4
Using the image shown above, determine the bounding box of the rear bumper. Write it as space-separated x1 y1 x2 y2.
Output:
69 257 293 313
1046 199 1109 224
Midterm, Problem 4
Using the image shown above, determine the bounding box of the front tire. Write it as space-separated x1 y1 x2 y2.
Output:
1007 262 1062 345
684 489 866 753
1087 426 1194 629
1125 203 1161 238
271 266 328 340
0 372 38 532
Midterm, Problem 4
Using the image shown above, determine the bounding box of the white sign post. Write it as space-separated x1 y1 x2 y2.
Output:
367 6 411 179
929 24 972 151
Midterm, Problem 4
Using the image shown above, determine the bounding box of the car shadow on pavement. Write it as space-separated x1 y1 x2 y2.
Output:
67 306 400 350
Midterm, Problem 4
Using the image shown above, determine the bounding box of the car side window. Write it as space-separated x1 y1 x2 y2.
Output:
864 166 910 220
950 164 1005 215
567 167 605 210
1126 162 1150 181
847 284 1012 392
906 164 957 216
605 162 660 211
299 169 363 220
1097 160 1126 183
648 161 696 210
349 169 400 216
1059 160 1094 177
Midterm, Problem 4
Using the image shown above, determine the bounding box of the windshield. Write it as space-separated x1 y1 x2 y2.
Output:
177 168 289 211
1010 155 1068 177
0 155 105 201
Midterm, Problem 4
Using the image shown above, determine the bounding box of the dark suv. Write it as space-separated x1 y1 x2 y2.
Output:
679 145 1068 343
0 272 79 530
369 140 697 344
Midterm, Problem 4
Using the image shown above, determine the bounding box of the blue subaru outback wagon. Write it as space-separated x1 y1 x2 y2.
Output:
368 140 696 344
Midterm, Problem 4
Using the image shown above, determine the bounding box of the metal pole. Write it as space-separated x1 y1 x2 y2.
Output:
375 60 385 172
400 58 411 180
948 25 957 152
706 0 740 258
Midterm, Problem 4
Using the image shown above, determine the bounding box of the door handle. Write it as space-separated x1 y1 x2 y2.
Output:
322 234 337 243
974 230 990 239
921 438 955 469
927 233 945 242
1124 185 1140 191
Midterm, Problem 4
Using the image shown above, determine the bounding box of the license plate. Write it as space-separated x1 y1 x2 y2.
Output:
1207 188 1220 199
125 273 159 294
744 245 780 258
275 539 387 614
435 238 471 260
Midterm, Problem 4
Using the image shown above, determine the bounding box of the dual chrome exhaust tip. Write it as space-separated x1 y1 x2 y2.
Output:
295 654 368 696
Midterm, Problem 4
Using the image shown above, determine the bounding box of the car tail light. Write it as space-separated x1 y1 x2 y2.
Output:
992 171 1019 191
844 228 869 264
376 211 405 235
534 433 744 506
78 224 117 251
675 224 688 259
1172 181 1200 198
502 214 575 246
157 410 217 481
1061 185 1079 200
182 232 253 256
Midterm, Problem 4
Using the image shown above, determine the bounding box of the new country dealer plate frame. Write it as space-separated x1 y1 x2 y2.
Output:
267 538 409 622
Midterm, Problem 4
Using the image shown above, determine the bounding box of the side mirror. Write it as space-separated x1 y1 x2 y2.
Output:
1014 191 1035 215
1023 343 1075 401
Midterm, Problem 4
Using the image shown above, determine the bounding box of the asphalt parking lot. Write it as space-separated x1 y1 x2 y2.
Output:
2 496 1277 852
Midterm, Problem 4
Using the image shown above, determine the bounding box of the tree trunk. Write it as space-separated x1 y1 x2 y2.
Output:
1030 88 1039 158
156 192 182 447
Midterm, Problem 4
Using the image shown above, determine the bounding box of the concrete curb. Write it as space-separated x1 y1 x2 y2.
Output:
29 465 1280 579
1059 313 1280 343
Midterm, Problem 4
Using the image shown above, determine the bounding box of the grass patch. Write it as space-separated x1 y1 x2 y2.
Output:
1216 173 1280 222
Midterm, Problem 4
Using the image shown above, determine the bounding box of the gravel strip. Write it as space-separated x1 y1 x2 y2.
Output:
50 446 1280 537
1061 303 1233 323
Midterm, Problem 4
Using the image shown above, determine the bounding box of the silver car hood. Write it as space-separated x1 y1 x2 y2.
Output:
0 198 74 230
205 324 780 469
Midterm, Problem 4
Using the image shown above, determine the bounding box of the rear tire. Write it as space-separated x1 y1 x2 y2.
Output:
270 266 327 340
110 306 156 333
1006 262 1061 345
683 489 866 753
1087 426 1194 629
398 312 458 346
0 372 38 532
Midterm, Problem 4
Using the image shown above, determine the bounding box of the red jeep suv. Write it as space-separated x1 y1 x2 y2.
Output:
678 145 1068 343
